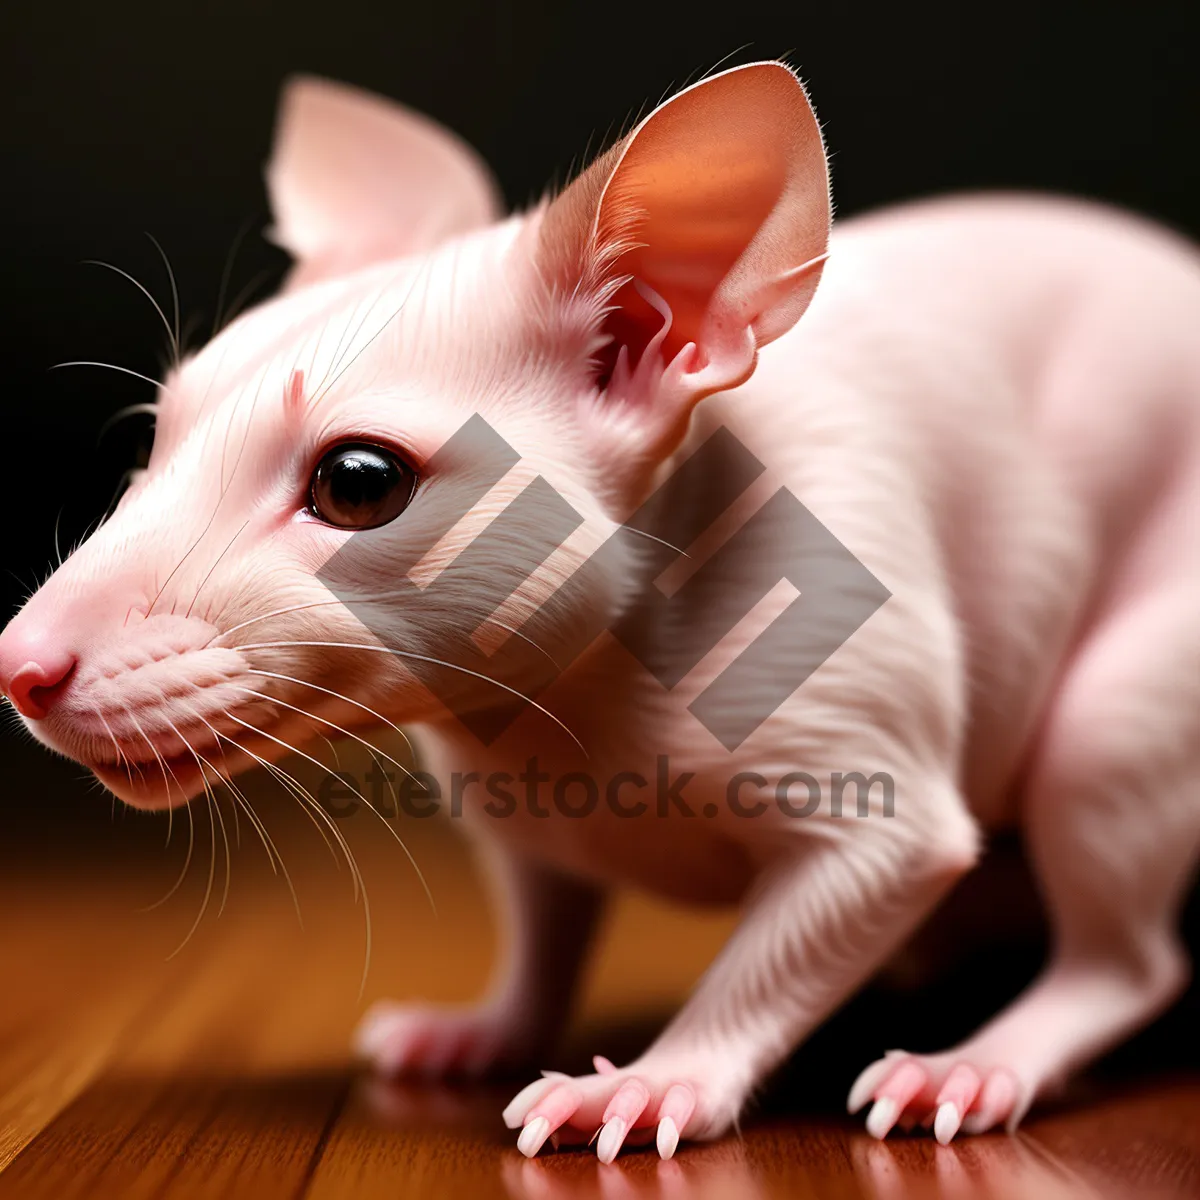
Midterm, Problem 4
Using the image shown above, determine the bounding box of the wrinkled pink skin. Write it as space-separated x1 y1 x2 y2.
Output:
3 64 1200 1159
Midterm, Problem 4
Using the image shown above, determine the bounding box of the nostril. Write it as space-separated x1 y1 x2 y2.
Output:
3 656 78 721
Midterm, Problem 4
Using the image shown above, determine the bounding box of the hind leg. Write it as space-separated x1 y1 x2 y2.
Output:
851 589 1200 1140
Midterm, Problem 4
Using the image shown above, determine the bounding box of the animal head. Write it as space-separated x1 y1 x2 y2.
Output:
0 62 830 808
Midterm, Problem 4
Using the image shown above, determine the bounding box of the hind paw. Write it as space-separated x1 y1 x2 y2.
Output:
848 1052 1027 1143
355 999 544 1079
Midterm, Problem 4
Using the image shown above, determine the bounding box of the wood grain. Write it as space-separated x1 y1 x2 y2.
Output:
0 770 1196 1200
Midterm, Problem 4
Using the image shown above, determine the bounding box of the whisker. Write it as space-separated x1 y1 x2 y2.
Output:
212 216 255 338
210 722 356 889
188 706 293 890
145 495 224 618
186 716 299 916
51 361 163 390
145 233 181 368
126 711 194 910
163 715 233 918
164 745 219 960
216 717 377 995
83 259 178 363
210 599 352 642
317 733 341 769
53 509 65 569
185 518 250 619
237 640 588 756
622 526 691 558
230 684 416 783
245 666 417 764
95 712 133 779
215 600 562 671
229 685 435 914
217 732 340 865
483 617 563 670
98 403 158 444
310 283 416 410
212 784 234 917
310 277 388 400
224 711 376 880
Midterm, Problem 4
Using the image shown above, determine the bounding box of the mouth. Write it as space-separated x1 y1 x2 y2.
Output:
89 743 234 808
80 707 325 810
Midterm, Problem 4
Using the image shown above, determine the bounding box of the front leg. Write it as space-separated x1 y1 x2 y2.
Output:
357 842 605 1078
503 774 978 1159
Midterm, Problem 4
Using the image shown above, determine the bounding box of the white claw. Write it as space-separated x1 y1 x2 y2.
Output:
847 1059 894 1114
517 1116 551 1158
503 1078 554 1129
657 1117 679 1160
865 1097 899 1140
596 1116 627 1164
934 1102 961 1145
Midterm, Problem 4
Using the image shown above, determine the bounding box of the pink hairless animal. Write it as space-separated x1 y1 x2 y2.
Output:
3 61 1200 1160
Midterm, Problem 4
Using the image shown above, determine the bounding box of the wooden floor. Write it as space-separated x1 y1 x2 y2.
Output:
1 746 1199 1199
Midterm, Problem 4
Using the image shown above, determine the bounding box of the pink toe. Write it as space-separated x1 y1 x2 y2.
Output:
656 1083 696 1130
960 1068 1019 1134
848 1056 903 1114
528 1082 585 1129
502 1076 559 1129
935 1064 983 1115
875 1060 928 1111
603 1079 652 1125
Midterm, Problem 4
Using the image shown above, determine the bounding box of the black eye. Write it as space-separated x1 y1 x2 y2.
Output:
308 443 418 530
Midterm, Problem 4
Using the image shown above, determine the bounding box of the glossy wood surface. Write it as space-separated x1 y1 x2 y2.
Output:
0 761 1197 1200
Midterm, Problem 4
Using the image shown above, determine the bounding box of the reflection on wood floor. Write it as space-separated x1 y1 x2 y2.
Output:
0 745 1197 1199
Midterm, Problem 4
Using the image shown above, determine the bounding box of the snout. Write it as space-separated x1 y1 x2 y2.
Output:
0 619 78 720
0 601 263 807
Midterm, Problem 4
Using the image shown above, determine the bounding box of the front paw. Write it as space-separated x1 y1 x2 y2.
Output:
501 1053 746 1162
355 999 547 1080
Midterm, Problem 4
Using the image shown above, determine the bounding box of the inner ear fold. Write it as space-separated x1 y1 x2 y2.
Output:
540 62 830 400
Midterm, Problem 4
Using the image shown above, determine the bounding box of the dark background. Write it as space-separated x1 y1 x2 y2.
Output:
2 0 1199 848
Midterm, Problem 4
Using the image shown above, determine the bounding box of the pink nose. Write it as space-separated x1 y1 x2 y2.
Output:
0 625 77 720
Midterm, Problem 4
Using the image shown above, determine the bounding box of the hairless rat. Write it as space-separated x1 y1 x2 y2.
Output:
3 62 1200 1159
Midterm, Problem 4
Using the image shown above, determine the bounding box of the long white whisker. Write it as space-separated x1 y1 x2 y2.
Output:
237 641 587 756
229 685 416 783
622 526 691 557
97 402 158 444
51 361 163 389
83 259 178 361
164 715 232 918
126 711 194 911
217 720 365 905
218 716 376 996
245 667 417 764
228 686 435 914
164 734 219 961
145 233 181 367
182 706 304 928
483 618 563 670
192 717 282 873
210 729 339 865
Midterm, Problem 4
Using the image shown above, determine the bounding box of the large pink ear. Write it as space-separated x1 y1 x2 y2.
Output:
266 76 503 289
539 62 830 457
